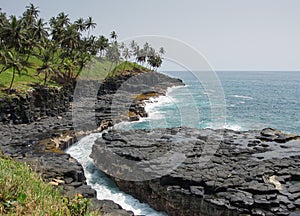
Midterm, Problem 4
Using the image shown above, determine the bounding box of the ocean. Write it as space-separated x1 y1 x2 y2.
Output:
120 71 300 134
66 71 300 215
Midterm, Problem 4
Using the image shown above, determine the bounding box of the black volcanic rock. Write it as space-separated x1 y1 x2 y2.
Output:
91 127 300 216
0 69 184 216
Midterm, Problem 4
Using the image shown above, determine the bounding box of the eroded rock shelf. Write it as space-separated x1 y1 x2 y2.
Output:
91 127 300 216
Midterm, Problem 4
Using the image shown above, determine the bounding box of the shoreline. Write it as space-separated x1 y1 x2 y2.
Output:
92 127 300 216
0 70 184 215
2 69 300 215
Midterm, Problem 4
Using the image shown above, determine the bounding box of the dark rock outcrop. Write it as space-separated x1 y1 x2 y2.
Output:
0 69 184 215
0 111 133 215
91 127 300 216
0 85 73 124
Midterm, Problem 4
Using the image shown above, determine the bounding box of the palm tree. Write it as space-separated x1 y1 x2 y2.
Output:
96 35 109 58
24 3 40 21
106 42 121 72
37 48 56 85
57 12 70 28
130 40 137 50
75 17 86 32
50 16 66 45
136 48 146 66
159 47 165 56
74 52 91 79
59 25 80 62
110 31 118 42
85 16 96 37
33 18 49 45
147 54 162 71
143 42 150 54
0 9 8 27
146 47 155 68
122 47 131 72
22 3 39 30
0 42 8 73
1 51 27 92
2 15 24 50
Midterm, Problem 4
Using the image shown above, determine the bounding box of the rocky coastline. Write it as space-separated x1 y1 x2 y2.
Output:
2 67 300 216
91 127 300 216
0 69 183 215
0 94 134 215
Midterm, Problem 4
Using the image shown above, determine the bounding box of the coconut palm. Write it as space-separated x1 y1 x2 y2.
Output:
24 3 40 21
75 17 86 32
136 48 147 66
130 41 139 68
110 31 118 42
49 16 63 44
0 42 8 73
33 18 48 44
1 51 28 91
122 47 131 72
147 54 162 71
145 47 155 68
57 12 70 28
21 3 39 30
143 42 150 53
74 52 91 79
106 42 121 72
96 35 109 58
37 48 56 85
85 16 96 37
0 9 8 27
130 40 137 50
159 47 165 56
1 15 24 50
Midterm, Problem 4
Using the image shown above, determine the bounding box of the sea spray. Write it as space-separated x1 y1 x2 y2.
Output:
66 133 167 216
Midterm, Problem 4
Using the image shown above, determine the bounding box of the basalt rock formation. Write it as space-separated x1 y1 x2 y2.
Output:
0 69 184 215
91 127 300 216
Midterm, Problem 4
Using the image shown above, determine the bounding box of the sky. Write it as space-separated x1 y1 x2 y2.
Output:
1 0 300 71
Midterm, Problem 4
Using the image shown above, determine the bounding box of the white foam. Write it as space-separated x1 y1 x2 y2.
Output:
66 133 166 216
204 123 243 131
231 95 254 100
225 124 243 131
144 86 181 119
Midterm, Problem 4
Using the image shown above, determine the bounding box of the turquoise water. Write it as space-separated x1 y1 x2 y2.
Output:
120 71 300 134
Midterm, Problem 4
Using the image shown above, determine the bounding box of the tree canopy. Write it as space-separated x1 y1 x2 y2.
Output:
0 4 165 93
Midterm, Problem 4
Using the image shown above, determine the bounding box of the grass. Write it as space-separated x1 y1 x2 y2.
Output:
0 56 115 92
0 151 99 215
108 61 149 77
0 56 148 98
79 58 115 81
0 55 59 93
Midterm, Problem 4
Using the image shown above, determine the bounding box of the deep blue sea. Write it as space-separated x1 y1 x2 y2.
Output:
120 71 300 134
67 71 300 215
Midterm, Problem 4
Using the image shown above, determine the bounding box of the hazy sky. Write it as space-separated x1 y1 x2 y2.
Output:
1 0 300 71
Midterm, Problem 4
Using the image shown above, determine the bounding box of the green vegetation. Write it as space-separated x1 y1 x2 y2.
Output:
0 4 165 94
108 61 149 77
0 151 98 215
0 55 59 91
79 58 113 81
